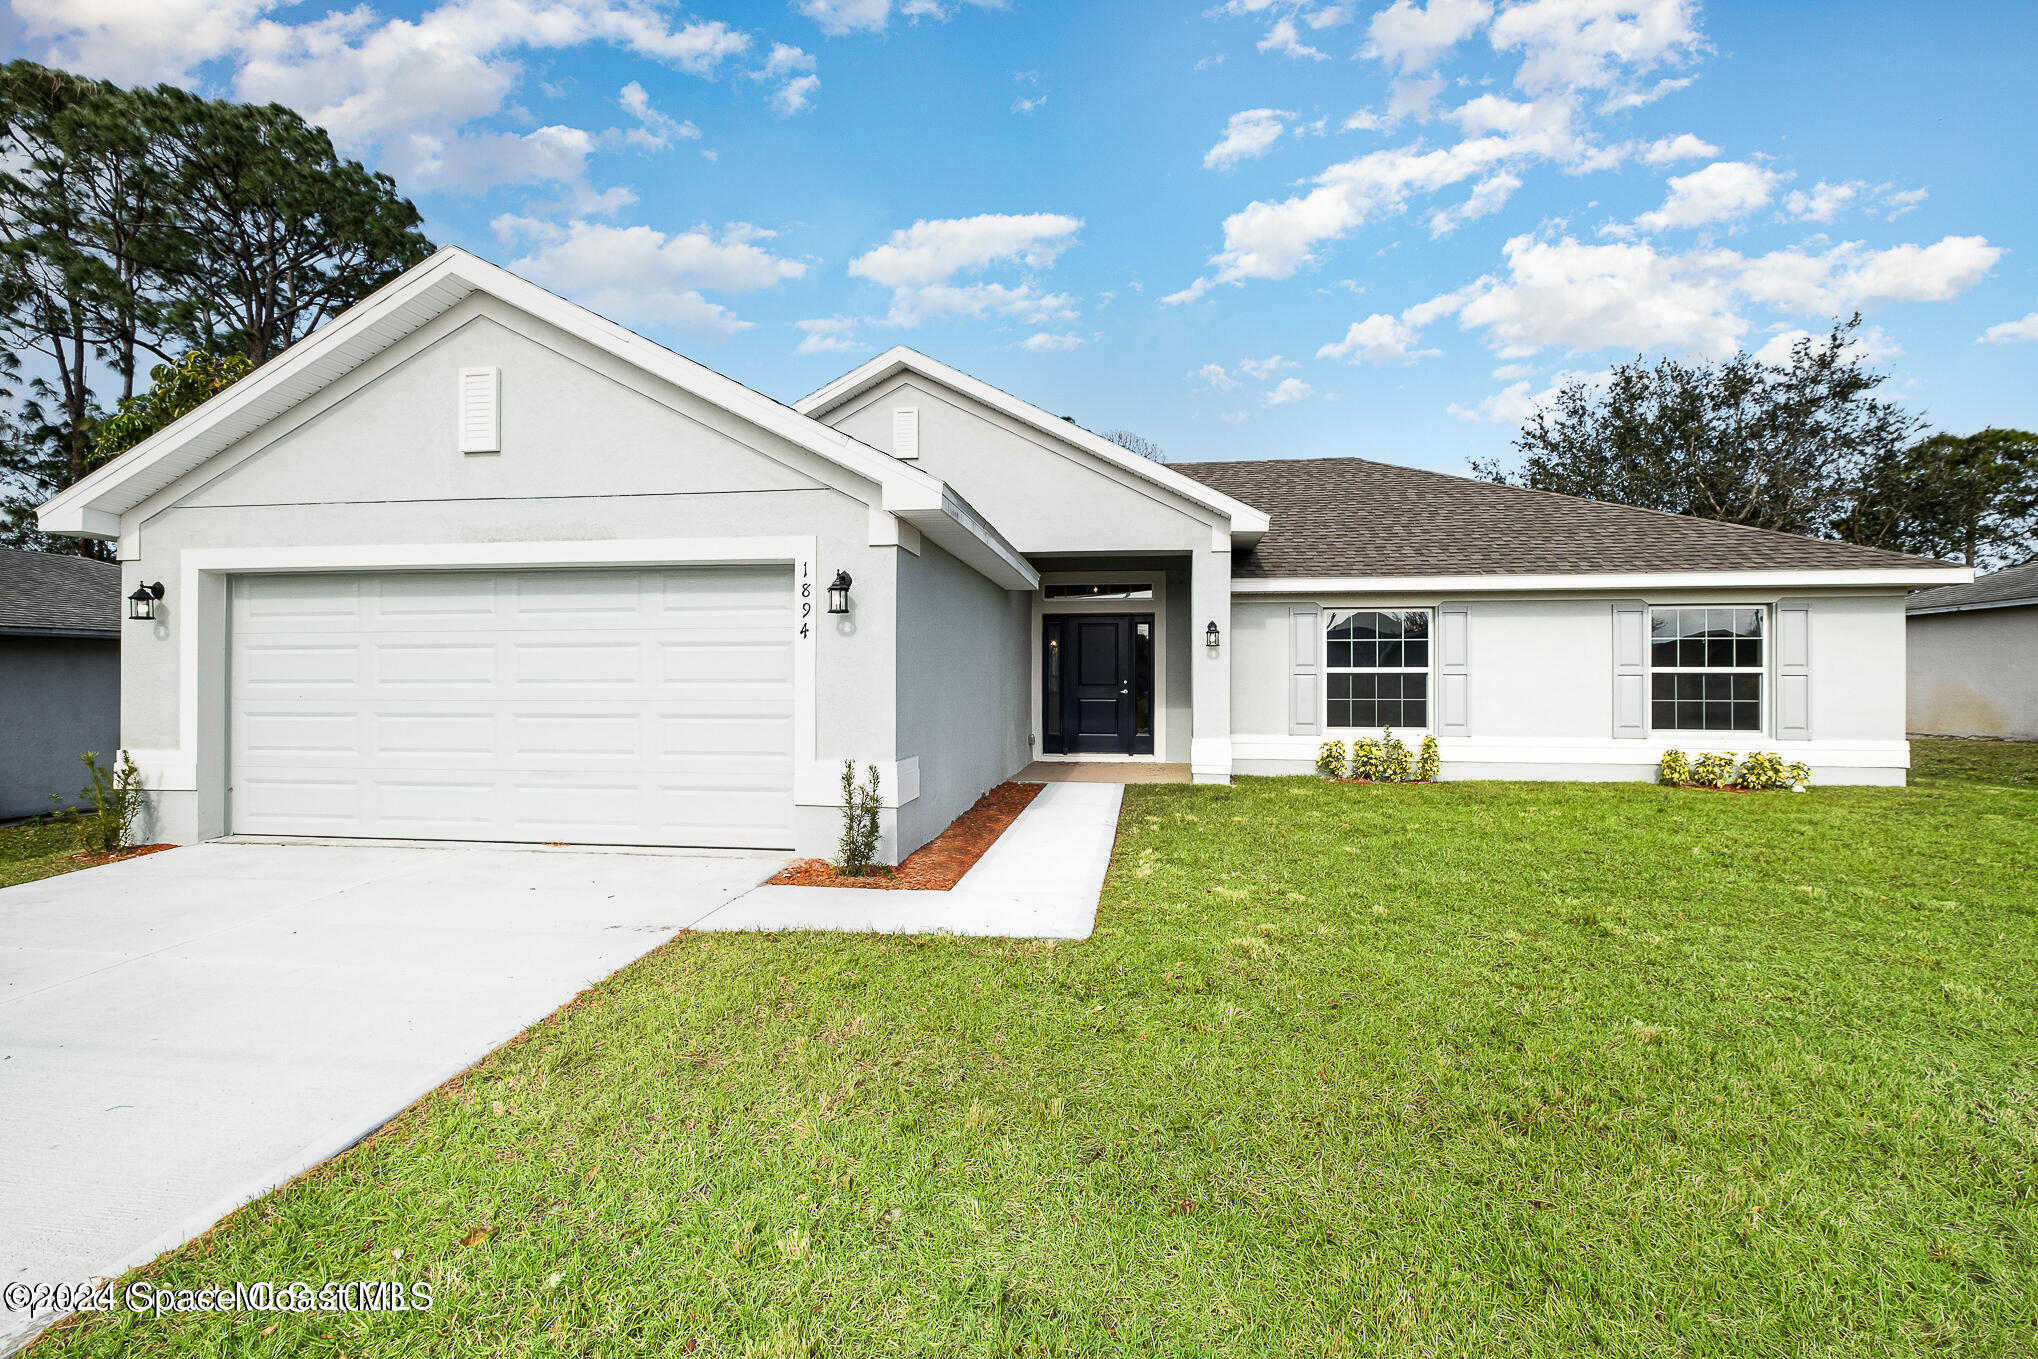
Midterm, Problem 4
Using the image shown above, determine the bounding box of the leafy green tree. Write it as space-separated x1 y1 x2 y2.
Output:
1471 318 1923 539
138 88 433 363
93 351 253 466
1836 428 2037 569
0 60 433 553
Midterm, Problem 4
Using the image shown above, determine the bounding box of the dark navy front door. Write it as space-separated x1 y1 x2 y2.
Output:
1042 614 1154 755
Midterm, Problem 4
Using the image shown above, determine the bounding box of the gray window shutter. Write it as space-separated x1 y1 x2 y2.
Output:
1437 604 1470 737
1611 601 1648 738
1288 605 1322 737
1775 600 1812 740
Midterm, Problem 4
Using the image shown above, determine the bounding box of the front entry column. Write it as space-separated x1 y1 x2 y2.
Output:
1189 531 1233 783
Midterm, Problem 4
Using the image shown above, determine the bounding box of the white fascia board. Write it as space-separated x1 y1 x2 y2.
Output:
1230 567 1975 594
881 479 1037 591
797 346 1271 544
37 248 947 545
1906 594 2038 616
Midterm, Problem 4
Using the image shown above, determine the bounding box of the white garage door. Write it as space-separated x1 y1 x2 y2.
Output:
229 567 795 848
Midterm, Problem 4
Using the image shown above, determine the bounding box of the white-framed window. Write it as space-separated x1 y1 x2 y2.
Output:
1324 608 1431 729
1650 606 1764 733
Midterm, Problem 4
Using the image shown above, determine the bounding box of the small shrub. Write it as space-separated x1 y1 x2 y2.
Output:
1659 749 1692 785
1737 751 1788 790
1688 751 1739 790
55 750 145 854
834 760 884 875
1737 751 1815 792
1379 727 1413 783
1349 738 1385 781
1315 741 1348 778
1414 734 1441 783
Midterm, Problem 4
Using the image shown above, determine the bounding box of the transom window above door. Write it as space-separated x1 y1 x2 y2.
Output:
1650 606 1763 732
1325 609 1431 729
1044 583 1154 600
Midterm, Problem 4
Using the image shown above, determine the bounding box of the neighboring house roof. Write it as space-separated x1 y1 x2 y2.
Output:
35 248 1036 592
0 548 120 637
795 346 1271 546
1906 558 2038 615
1174 457 1970 585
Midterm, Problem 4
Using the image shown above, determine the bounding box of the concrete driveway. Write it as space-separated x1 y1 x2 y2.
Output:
0 840 777 1348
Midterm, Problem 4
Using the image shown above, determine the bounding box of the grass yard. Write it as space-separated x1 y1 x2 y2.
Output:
0 817 94 890
34 741 2038 1357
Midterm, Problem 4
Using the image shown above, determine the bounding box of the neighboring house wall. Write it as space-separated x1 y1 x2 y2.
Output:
117 297 912 857
1230 589 1911 784
894 539 1033 853
0 636 119 818
1907 604 2038 739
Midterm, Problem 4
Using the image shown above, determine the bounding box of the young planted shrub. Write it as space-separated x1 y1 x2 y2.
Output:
1738 751 1816 792
834 760 884 876
1414 734 1441 783
1379 728 1414 783
1688 751 1739 790
1315 740 1348 778
56 750 145 854
1659 749 1692 785
1349 738 1385 781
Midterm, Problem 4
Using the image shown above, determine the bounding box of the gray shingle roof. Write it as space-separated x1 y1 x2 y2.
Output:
1172 457 1958 579
0 548 121 636
1906 558 2038 614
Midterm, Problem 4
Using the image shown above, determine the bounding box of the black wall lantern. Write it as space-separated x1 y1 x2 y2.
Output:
127 581 164 622
1205 618 1222 651
826 570 853 615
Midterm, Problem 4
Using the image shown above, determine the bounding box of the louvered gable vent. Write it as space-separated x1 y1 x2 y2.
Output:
458 366 500 453
892 406 919 460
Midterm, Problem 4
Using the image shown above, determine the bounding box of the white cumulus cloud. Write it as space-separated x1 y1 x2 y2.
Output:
1264 377 1315 405
1633 160 1784 232
1205 108 1292 170
1980 312 2038 345
1318 312 1442 364
1020 331 1087 351
498 217 805 336
1640 132 1717 165
1363 0 1493 72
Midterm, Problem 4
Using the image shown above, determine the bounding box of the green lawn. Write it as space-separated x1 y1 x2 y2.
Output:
34 740 2038 1357
0 817 90 889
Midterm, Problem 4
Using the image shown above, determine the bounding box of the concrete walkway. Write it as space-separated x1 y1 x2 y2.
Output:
0 843 776 1351
695 782 1124 940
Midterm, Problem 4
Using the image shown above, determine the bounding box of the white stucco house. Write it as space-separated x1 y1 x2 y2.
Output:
36 248 1971 860
1906 558 2038 740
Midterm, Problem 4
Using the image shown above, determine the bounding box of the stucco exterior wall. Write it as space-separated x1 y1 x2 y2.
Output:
117 296 914 858
1230 589 1912 784
894 539 1032 855
1907 604 2038 739
823 376 1218 555
0 636 120 818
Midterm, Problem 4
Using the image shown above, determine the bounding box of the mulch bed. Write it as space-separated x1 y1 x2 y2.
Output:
1322 778 1438 786
768 781 1043 891
70 843 178 868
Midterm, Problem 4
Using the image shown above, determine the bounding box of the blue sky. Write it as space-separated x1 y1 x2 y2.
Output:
8 0 2035 473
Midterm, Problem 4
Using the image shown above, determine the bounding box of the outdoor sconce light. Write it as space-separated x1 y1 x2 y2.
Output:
127 581 164 622
827 570 853 615
1205 619 1222 651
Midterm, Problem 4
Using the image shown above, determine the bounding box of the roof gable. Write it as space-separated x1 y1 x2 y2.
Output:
35 249 1035 591
796 347 1270 546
